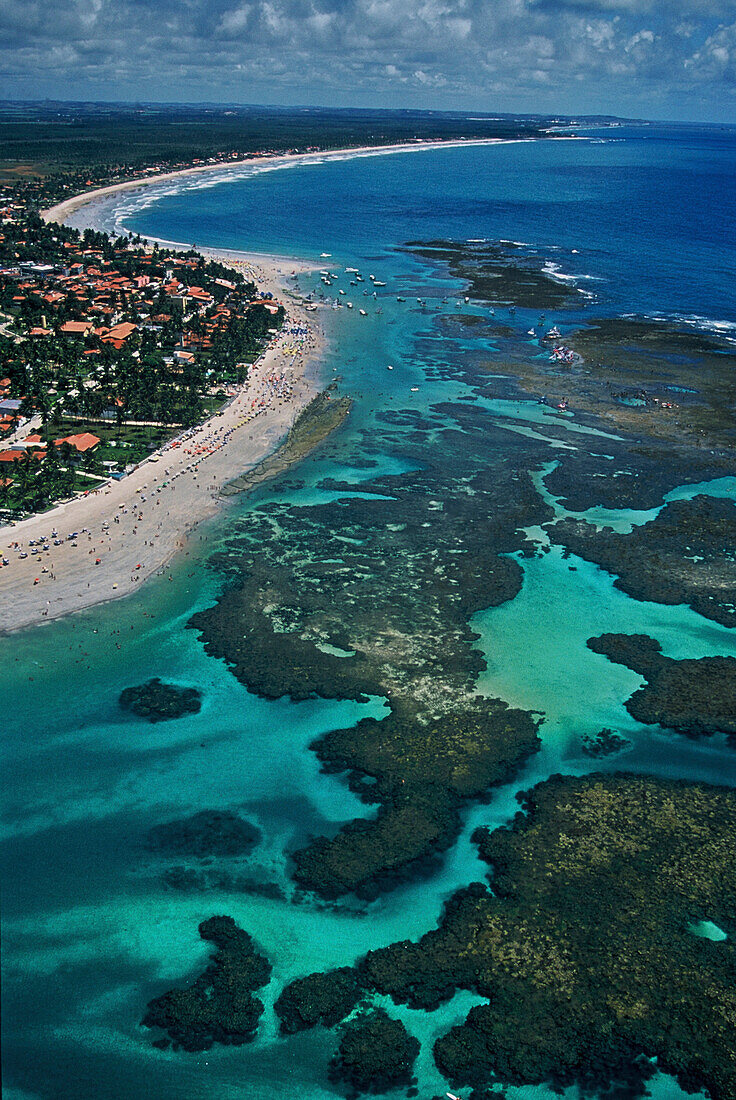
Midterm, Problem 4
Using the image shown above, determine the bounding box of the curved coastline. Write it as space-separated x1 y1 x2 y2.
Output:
0 136 537 635
2 204 328 634
39 137 532 227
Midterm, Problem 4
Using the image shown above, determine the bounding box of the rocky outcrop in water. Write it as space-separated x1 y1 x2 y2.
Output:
142 916 271 1052
119 678 202 722
588 633 736 742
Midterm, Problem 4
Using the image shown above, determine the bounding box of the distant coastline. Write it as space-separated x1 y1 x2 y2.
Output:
0 134 541 634
2 131 568 635
41 136 537 228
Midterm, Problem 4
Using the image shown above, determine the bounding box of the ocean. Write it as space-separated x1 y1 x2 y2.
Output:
3 124 736 1100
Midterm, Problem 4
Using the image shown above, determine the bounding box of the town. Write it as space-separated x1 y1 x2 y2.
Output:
0 191 284 516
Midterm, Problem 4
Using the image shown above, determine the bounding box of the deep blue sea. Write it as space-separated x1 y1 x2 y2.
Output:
3 125 736 1100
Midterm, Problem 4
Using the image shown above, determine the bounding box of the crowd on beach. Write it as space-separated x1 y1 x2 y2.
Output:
0 283 321 629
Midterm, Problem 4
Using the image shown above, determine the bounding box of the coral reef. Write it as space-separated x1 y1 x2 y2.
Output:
405 240 580 310
588 633 736 741
557 496 736 626
146 809 260 857
142 916 271 1051
580 727 631 757
330 1009 420 1095
274 967 364 1034
119 678 201 722
278 774 736 1099
189 456 547 897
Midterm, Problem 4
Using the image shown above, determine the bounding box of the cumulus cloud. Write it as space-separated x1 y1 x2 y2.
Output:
0 0 734 118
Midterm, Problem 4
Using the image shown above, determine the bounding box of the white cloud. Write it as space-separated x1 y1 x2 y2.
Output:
0 0 734 117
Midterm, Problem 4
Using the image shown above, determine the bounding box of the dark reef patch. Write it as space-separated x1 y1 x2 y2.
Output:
580 727 631 757
119 678 202 722
542 443 730 513
146 810 261 857
588 633 736 742
491 317 736 468
189 450 548 898
275 967 364 1034
160 865 285 898
274 773 736 1098
292 699 539 899
404 240 580 310
330 1008 420 1095
142 916 271 1052
556 495 736 627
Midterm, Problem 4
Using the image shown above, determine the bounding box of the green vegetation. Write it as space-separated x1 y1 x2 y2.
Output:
0 103 545 191
0 194 283 516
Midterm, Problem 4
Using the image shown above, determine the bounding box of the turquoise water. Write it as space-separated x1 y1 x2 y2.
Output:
4 128 736 1099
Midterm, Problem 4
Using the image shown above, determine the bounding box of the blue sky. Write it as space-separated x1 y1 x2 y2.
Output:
2 0 735 122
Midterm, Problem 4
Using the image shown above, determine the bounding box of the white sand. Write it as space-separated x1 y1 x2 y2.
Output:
3 135 519 633
0 247 323 633
40 138 518 227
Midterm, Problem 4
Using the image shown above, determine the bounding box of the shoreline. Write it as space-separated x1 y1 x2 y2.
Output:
40 137 533 227
0 234 325 634
3 135 535 635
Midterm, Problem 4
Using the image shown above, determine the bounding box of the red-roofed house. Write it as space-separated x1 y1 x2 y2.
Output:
54 433 100 453
101 322 137 343
60 320 93 336
0 448 41 463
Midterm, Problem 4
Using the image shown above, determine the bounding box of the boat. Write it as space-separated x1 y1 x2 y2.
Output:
320 252 332 257
346 302 353 309
410 386 419 392
339 289 346 295
387 364 393 370
374 280 386 287
546 326 562 339
397 296 406 302
346 267 359 273
359 309 367 316
527 328 536 336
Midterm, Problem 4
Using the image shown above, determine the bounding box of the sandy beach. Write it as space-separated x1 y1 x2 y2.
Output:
0 239 323 633
1 136 521 634
40 137 523 227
